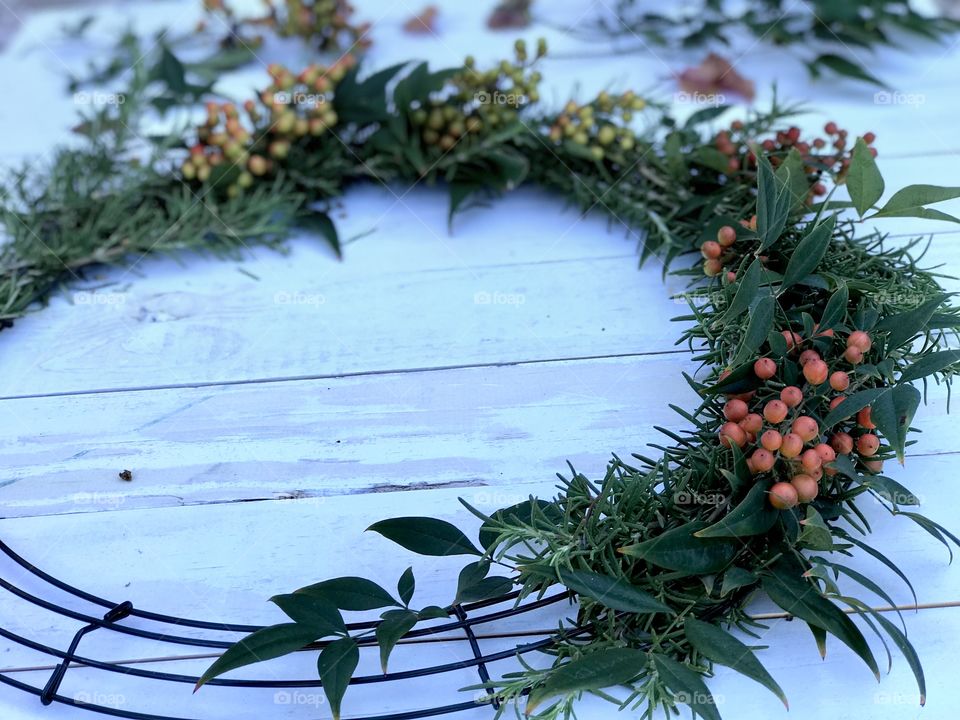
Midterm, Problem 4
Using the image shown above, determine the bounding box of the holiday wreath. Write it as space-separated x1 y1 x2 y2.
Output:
3 15 960 720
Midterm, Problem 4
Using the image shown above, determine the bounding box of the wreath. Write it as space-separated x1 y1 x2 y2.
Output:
4 16 960 720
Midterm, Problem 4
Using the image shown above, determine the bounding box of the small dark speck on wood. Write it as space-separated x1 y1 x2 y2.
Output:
119 469 133 481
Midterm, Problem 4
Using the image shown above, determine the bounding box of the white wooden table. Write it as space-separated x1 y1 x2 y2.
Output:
2 1 960 718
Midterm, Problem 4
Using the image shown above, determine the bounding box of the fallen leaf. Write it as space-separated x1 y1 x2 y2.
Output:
677 53 755 102
487 0 532 30
403 5 439 34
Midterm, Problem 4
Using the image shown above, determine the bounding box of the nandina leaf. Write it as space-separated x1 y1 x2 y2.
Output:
367 517 482 556
721 258 762 321
762 558 880 681
525 648 646 713
298 211 341 258
869 184 960 222
619 521 740 574
269 593 346 637
195 623 318 690
556 568 673 614
822 387 888 428
780 215 836 290
295 577 399 611
756 155 792 251
871 611 926 706
476 498 561 551
847 138 885 216
731 294 775 366
899 349 960 382
376 609 419 673
397 567 415 607
684 617 788 709
875 296 947 351
797 506 834 550
318 636 359 720
651 653 722 720
813 54 886 88
719 566 756 597
695 482 778 538
818 283 849 331
870 383 921 462
775 148 810 213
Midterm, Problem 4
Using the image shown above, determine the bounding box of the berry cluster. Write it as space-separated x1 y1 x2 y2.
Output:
709 120 876 198
409 40 545 154
203 0 371 53
545 90 647 161
717 316 883 511
181 57 353 197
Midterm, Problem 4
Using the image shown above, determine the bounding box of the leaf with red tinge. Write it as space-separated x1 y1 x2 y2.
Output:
677 53 755 102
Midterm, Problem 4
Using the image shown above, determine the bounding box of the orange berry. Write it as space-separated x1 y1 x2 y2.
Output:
725 271 737 284
769 482 799 509
754 358 777 380
799 349 821 367
864 459 884 473
829 396 845 411
844 346 864 364
848 331 872 353
781 331 801 351
761 429 783 451
857 433 880 456
763 399 788 424
751 448 776 473
801 448 823 472
792 416 819 443
803 359 829 385
830 432 854 455
701 241 722 259
791 474 819 503
814 443 836 464
780 386 803 408
704 259 723 276
829 371 850 391
780 432 804 458
740 413 763 434
857 406 876 429
719 422 747 448
723 399 749 422
717 225 737 247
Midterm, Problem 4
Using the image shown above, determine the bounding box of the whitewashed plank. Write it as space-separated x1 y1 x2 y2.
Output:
1 475 959 718
3 347 960 519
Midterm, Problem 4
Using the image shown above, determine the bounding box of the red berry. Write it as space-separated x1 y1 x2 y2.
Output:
720 422 747 448
799 349 820 367
814 443 836 464
769 482 799 509
751 448 776 473
857 433 880 456
754 358 777 380
847 331 872 353
829 371 850 391
857 407 876 429
803 359 829 386
780 432 804 458
792 416 819 443
740 413 763 435
701 240 722 259
780 386 803 408
791 474 819 503
829 396 845 411
781 330 801 351
801 448 823 472
844 346 864 364
723 399 749 422
825 121 838 135
725 271 737 284
761 429 783 451
830 432 854 455
717 226 737 247
863 132 876 145
764 399 789 424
